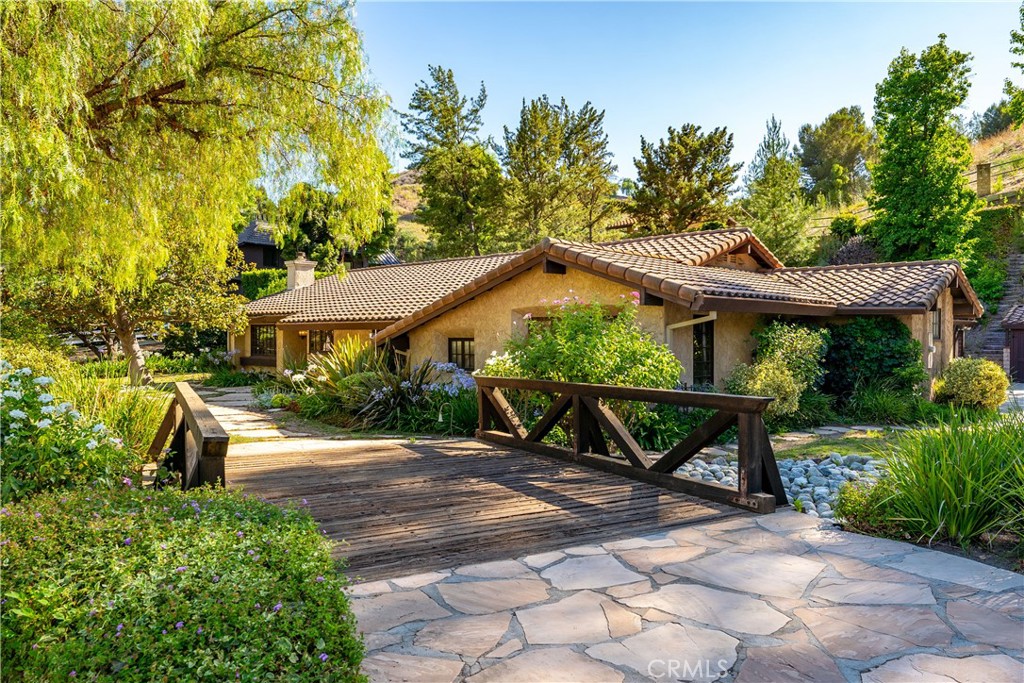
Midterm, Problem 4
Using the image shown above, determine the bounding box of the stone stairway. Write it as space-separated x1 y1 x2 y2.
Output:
968 252 1024 363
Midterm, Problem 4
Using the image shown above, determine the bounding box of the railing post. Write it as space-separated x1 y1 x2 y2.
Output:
977 162 992 197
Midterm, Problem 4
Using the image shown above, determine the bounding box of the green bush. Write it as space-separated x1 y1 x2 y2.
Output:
846 380 916 424
0 340 75 379
204 367 269 387
240 269 288 301
1 485 364 681
725 358 801 418
775 389 837 431
829 212 861 240
752 321 830 390
824 317 926 396
872 415 1023 545
161 325 228 357
934 358 1010 411
0 363 144 502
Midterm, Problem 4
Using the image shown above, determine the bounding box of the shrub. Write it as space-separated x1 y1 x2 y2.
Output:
0 363 141 502
878 415 1023 545
776 389 837 431
1 485 364 681
829 212 861 240
240 269 288 301
725 358 801 418
834 478 904 537
752 321 830 390
934 358 1010 411
0 341 75 379
829 235 878 265
824 317 926 396
306 338 389 407
204 368 269 387
846 380 915 424
161 325 228 357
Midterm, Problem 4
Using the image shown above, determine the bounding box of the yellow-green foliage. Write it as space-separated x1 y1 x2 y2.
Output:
0 340 75 379
935 358 1010 411
725 358 801 417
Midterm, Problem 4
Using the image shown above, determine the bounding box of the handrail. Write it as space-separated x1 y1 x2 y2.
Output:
148 382 230 490
474 376 787 514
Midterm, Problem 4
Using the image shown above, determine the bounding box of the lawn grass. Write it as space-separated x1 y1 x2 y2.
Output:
774 431 898 460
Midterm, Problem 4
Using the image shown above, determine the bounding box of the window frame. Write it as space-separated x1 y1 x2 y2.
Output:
250 325 277 357
932 307 942 342
692 320 715 387
447 337 476 372
307 329 334 356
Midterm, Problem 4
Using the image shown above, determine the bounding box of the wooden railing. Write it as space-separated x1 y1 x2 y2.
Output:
475 376 787 514
148 382 230 490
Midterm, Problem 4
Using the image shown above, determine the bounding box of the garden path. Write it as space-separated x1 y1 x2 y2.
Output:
1001 383 1024 413
193 385 314 439
352 511 1024 683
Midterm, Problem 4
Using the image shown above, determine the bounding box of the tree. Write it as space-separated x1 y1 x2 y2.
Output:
744 118 814 265
401 65 487 167
1006 4 1024 127
417 143 503 256
797 106 876 205
627 124 741 234
1 2 391 383
968 101 1013 140
563 102 618 242
869 35 982 263
500 96 575 243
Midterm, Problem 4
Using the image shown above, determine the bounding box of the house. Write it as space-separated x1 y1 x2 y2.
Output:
237 218 284 269
231 228 983 392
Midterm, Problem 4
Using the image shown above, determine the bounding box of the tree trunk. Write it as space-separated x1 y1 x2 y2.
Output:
113 309 152 386
75 332 106 361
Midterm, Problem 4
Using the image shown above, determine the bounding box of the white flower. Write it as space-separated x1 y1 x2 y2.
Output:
9 422 21 431
69 410 82 420
40 405 55 414
92 423 106 433
283 369 293 377
36 418 52 429
16 368 31 376
56 402 72 413
292 374 306 382
86 439 98 450
3 390 22 400
38 393 54 404
8 409 27 420
33 376 54 386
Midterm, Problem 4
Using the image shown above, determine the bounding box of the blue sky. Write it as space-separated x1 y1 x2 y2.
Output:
355 2 1019 179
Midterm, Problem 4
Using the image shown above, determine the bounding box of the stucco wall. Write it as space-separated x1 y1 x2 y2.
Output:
406 265 667 370
662 304 758 388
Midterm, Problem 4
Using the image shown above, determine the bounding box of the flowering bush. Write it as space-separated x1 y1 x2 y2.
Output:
359 361 478 436
0 362 140 503
1 485 364 681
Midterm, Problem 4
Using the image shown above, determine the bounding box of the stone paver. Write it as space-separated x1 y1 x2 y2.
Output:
351 511 1024 682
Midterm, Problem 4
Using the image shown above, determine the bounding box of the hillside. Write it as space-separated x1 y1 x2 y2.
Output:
391 170 428 241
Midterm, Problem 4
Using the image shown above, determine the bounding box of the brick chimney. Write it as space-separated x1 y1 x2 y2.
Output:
285 252 317 291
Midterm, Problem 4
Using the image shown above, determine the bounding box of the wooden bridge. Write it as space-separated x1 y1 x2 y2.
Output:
155 379 784 581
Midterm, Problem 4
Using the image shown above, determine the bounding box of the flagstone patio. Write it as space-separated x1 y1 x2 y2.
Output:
349 512 1024 682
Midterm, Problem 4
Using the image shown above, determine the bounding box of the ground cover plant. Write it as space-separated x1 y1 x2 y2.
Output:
835 414 1024 548
0 485 365 681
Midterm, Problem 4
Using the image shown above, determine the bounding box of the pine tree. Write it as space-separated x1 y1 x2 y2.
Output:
627 124 741 234
401 65 487 166
563 103 618 242
1006 4 1024 127
797 107 876 205
418 144 503 257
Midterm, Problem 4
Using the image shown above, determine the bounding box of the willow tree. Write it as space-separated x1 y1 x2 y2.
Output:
0 1 390 383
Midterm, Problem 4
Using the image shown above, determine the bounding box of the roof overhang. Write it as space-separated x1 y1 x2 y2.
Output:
277 319 399 330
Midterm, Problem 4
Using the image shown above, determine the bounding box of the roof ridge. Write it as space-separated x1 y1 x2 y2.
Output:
775 259 962 273
344 250 524 274
599 227 752 246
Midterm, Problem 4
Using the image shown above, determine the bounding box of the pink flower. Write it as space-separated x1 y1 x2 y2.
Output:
630 290 640 298
523 313 532 320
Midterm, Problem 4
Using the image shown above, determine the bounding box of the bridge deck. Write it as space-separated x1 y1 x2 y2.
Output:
225 438 741 581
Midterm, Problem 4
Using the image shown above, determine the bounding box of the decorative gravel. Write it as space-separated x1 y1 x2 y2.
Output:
676 453 885 518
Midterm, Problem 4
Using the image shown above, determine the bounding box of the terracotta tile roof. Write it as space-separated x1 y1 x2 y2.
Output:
245 253 520 323
1003 304 1024 328
549 241 831 308
599 228 783 269
772 261 980 314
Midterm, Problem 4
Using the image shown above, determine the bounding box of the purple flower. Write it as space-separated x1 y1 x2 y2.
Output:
116 624 123 632
273 602 282 612
175 621 184 629
34 512 41 518
315 576 324 583
236 531 244 538
162 629 167 634
122 477 133 487
175 566 187 572
124 537 131 546
160 544 166 549
69 672 76 678
319 653 328 662
255 603 261 609
301 499 308 505
197 626 203 634
212 575 220 583
247 550 254 556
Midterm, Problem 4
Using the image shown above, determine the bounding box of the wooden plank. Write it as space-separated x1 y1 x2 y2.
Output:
482 386 528 439
480 431 775 513
475 376 773 413
650 410 738 473
525 393 572 443
737 413 763 498
174 382 230 446
148 402 177 459
579 396 652 469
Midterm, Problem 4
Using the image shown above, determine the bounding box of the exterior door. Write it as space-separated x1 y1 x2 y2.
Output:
1012 330 1024 382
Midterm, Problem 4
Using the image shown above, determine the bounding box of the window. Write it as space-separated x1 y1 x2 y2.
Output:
448 338 475 371
250 325 276 357
932 308 941 341
308 330 333 355
692 320 715 387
